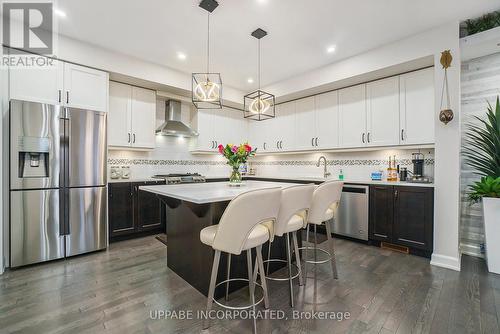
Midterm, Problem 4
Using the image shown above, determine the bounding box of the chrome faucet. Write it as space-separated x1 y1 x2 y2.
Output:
316 156 331 178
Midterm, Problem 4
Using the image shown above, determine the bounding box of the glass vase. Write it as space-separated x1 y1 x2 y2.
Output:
229 166 242 184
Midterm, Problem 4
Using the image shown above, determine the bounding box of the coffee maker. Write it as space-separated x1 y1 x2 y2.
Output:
407 152 432 183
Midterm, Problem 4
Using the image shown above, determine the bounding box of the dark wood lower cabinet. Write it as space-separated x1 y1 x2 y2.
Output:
369 185 434 256
109 180 166 241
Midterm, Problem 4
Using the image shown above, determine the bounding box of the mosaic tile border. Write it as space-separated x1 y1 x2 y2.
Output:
108 158 434 167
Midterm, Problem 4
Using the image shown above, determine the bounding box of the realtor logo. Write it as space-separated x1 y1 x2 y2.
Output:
2 2 53 54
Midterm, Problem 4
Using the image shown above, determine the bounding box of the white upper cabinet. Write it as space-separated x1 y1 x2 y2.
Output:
63 63 108 112
9 53 108 112
366 76 400 147
275 101 296 151
338 84 367 148
130 87 156 149
108 82 156 149
295 96 316 150
194 109 216 151
108 82 132 147
400 68 435 145
9 54 63 105
315 91 339 149
193 108 248 152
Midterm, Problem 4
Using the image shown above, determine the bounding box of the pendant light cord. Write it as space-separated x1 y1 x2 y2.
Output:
258 38 261 91
206 13 210 76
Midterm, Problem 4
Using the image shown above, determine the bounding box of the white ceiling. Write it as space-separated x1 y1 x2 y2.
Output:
57 0 499 91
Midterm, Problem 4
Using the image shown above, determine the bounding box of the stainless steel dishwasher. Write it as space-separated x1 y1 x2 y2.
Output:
332 184 369 241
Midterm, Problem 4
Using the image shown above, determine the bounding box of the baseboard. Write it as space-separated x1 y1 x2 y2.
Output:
430 253 461 271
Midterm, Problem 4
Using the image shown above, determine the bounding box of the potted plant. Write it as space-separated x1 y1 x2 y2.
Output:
218 143 256 185
463 97 500 273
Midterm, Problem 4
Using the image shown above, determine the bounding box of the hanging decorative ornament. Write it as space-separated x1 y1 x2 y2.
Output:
439 50 454 125
192 0 223 109
243 28 275 121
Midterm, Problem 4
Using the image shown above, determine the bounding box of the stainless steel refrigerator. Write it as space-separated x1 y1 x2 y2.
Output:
9 100 107 267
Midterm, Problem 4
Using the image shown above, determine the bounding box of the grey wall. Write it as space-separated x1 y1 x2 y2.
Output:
460 52 500 257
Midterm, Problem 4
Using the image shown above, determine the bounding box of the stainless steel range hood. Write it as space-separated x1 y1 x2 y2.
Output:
156 100 198 137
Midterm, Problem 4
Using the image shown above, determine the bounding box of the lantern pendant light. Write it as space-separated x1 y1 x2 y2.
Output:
244 28 275 121
192 0 223 109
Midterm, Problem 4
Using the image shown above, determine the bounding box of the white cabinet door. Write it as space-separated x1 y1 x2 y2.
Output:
295 97 316 150
248 119 267 153
221 108 246 146
366 77 400 147
63 63 108 112
9 54 63 105
108 82 132 147
315 90 339 149
194 109 216 151
338 84 367 148
130 87 156 149
276 101 296 151
400 68 435 145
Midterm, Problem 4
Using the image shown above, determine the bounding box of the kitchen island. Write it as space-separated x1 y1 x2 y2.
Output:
140 180 307 298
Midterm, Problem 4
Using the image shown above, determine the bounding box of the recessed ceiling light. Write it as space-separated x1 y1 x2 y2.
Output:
54 8 66 17
256 0 268 4
177 52 187 60
247 78 254 84
327 45 336 53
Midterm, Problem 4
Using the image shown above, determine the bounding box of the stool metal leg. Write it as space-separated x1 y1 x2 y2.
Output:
314 224 318 264
204 250 221 330
286 233 294 307
324 220 338 279
247 250 257 334
256 245 269 309
266 241 271 275
292 231 304 286
225 254 231 301
304 224 310 285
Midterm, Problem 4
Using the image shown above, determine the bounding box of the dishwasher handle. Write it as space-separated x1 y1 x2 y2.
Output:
342 185 368 194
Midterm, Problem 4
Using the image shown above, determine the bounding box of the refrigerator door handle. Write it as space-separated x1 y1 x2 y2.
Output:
59 189 65 235
65 188 70 235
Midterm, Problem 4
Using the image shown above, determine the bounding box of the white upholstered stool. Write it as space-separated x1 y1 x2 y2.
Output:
200 187 281 332
302 180 343 282
260 184 315 307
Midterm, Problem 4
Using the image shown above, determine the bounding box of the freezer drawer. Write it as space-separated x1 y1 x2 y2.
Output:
65 186 107 257
334 185 369 241
10 189 65 267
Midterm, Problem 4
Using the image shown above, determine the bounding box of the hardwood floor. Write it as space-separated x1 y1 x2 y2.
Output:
1 235 499 334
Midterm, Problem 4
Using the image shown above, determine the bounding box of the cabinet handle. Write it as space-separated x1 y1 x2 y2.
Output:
263 142 266 150
214 141 217 148
395 189 398 199
401 129 405 141
66 91 69 104
311 137 315 147
362 133 365 143
58 90 61 103
128 133 131 143
315 137 319 147
133 134 136 143
367 132 370 143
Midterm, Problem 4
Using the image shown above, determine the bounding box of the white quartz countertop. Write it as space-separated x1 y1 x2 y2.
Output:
206 175 434 187
140 180 306 204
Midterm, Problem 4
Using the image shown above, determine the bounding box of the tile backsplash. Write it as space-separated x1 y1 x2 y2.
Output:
108 135 434 181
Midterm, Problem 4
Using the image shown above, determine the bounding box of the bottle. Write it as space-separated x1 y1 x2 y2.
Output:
338 169 344 181
387 156 397 181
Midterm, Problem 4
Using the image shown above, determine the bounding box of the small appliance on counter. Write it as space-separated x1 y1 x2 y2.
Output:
407 152 433 183
399 167 408 181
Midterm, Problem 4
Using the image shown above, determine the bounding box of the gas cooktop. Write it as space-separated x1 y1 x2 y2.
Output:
152 173 206 184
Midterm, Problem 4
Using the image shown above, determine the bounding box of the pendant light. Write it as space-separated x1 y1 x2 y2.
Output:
244 28 275 121
192 0 223 109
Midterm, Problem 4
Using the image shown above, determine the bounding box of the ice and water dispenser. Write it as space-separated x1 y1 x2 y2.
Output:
17 136 50 178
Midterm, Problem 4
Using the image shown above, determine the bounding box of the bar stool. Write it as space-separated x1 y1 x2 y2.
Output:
260 184 315 307
302 180 343 281
200 187 281 332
